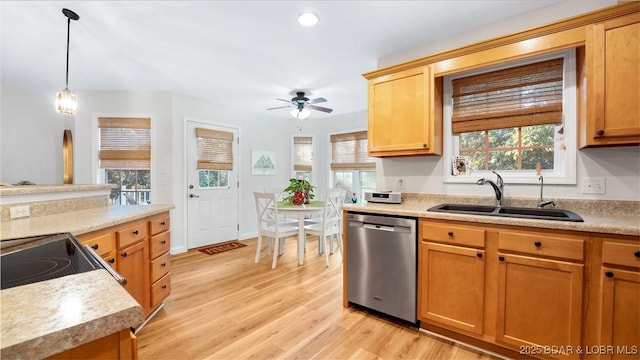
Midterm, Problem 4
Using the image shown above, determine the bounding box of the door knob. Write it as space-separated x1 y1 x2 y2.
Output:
189 193 200 198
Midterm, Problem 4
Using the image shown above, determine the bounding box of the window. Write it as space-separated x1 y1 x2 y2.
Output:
292 136 313 181
330 130 376 202
443 50 576 184
196 127 233 189
98 117 151 205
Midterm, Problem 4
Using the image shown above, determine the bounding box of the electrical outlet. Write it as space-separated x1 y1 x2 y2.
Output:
10 205 30 219
582 177 606 195
397 177 405 190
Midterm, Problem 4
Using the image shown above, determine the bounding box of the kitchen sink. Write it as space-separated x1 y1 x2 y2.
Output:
427 203 584 222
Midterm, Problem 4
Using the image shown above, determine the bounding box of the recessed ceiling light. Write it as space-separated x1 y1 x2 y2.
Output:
298 12 318 26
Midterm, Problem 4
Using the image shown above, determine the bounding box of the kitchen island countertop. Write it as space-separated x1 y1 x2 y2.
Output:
343 199 640 237
0 204 175 240
0 270 144 359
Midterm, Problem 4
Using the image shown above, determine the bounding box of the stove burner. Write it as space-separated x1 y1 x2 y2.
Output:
1 234 102 290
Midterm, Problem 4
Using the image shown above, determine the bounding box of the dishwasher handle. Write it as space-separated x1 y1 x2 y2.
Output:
362 223 396 232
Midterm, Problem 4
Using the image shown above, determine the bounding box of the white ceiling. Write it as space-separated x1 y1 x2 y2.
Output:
1 1 565 119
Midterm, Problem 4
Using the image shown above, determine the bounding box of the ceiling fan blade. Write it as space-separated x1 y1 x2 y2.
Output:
308 104 333 113
267 105 293 110
309 97 327 104
276 98 292 103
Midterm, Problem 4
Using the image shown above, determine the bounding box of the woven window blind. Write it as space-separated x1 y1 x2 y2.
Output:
330 131 376 170
196 128 233 170
293 136 313 172
452 58 564 133
98 117 151 169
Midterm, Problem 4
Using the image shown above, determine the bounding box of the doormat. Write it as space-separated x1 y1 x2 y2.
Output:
197 241 247 255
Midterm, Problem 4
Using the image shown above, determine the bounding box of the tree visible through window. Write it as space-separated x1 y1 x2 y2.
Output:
460 124 556 171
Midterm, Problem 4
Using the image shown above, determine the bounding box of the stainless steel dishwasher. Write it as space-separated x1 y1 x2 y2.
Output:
346 212 417 323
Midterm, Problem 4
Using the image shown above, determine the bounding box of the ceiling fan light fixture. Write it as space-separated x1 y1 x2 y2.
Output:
290 107 311 120
298 12 318 26
56 8 80 116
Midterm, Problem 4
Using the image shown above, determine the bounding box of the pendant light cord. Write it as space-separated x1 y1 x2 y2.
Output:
65 17 70 89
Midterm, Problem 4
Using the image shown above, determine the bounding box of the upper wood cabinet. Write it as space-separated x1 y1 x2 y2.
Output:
581 13 640 147
365 65 442 157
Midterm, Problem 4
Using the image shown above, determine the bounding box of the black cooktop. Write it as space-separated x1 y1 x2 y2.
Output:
1 233 102 290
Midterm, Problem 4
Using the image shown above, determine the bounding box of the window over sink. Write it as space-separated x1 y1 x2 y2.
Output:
330 130 376 202
443 49 577 185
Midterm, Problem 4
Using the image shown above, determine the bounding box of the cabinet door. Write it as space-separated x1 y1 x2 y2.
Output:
368 65 441 156
419 242 485 335
117 241 148 312
496 253 583 359
600 267 640 360
584 13 640 146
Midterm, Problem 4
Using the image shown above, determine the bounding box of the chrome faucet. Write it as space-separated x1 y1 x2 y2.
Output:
477 171 504 208
537 175 555 209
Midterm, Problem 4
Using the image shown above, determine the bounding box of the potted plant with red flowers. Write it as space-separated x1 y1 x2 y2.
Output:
283 178 314 205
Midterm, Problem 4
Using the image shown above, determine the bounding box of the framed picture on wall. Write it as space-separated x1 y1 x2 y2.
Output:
251 150 276 175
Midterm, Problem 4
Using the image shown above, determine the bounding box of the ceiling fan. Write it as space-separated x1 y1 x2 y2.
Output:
267 91 333 119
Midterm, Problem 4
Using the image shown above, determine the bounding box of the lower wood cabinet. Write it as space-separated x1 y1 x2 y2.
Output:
118 240 149 314
76 211 171 318
419 241 485 335
597 239 640 360
496 253 583 359
47 329 137 360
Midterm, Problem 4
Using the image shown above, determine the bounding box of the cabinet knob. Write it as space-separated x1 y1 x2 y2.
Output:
121 252 127 258
534 241 542 247
162 284 167 289
133 230 139 235
161 240 167 245
422 144 427 148
499 256 505 262
605 271 614 278
108 258 115 264
476 253 483 258
634 251 640 258
161 262 167 267
596 129 605 136
91 244 99 250
161 221 166 226
447 231 454 237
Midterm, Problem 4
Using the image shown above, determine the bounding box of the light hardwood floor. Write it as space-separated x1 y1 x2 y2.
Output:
137 236 495 359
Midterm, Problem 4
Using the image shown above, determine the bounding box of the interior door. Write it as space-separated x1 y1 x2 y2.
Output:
186 121 239 248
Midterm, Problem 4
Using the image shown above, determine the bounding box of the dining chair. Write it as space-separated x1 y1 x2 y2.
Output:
253 192 299 269
303 188 346 267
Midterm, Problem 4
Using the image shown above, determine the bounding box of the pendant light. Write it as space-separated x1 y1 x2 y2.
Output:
56 8 80 115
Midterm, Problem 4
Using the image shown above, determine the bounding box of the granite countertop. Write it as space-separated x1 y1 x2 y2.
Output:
0 270 145 359
0 184 116 196
343 197 640 237
0 204 175 240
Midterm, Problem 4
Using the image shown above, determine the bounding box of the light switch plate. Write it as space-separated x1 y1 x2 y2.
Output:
582 177 606 194
397 177 405 190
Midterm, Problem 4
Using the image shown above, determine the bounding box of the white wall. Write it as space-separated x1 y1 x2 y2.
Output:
0 86 66 184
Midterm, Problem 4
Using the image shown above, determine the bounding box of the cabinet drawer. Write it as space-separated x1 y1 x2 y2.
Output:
116 222 147 249
498 231 585 261
422 222 485 248
150 216 170 236
150 252 171 283
151 273 171 309
81 233 114 257
602 241 640 268
150 231 171 259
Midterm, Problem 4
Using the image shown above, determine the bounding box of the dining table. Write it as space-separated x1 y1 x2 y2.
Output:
277 200 324 265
